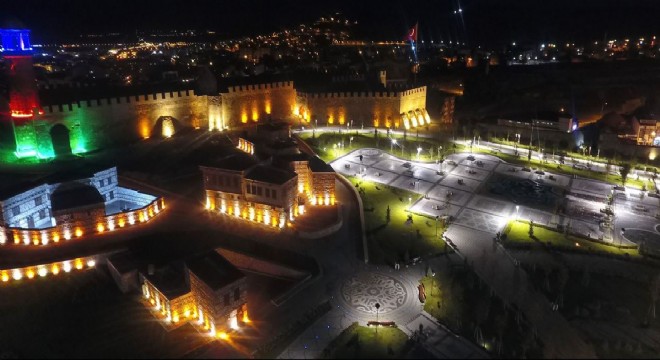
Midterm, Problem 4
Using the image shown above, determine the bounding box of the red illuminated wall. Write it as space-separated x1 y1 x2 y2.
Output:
6 55 40 119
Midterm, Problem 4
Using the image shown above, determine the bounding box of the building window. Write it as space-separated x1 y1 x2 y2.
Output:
35 196 42 206
257 187 262 196
99 179 105 187
109 191 114 200
272 190 277 199
39 209 45 219
265 188 270 198
12 206 19 217
234 288 240 301
224 293 230 306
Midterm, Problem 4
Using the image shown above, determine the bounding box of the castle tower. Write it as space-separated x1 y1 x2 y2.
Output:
1 28 43 157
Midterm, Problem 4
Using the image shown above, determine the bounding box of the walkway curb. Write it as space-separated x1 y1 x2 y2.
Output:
336 174 369 264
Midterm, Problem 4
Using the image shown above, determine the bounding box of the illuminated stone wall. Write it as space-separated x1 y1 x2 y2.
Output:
297 86 427 128
220 82 296 127
140 277 196 324
17 90 209 158
189 270 248 332
311 173 336 205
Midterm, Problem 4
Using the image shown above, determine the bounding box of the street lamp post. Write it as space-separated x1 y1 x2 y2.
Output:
435 215 439 238
516 205 520 220
391 138 396 154
375 303 381 335
350 137 354 148
417 146 422 160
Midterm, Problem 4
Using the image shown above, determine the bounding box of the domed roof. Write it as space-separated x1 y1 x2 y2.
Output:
51 182 105 212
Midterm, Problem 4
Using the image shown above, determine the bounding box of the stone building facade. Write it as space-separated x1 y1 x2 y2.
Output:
201 151 336 229
0 167 163 246
135 251 248 336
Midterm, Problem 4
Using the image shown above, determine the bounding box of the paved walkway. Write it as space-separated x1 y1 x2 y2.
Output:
445 226 597 358
330 148 606 358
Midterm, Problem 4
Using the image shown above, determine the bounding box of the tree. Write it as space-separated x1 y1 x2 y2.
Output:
556 267 569 309
645 273 660 325
620 163 632 186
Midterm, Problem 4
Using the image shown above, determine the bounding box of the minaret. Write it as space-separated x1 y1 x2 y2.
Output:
1 28 41 119
1 28 44 158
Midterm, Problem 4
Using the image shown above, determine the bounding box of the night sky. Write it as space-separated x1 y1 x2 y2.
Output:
4 0 660 46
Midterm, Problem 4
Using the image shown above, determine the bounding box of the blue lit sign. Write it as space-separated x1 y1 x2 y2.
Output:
0 29 33 55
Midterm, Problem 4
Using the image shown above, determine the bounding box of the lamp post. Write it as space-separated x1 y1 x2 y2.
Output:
350 136 354 148
391 138 396 154
375 303 381 335
435 215 439 239
516 205 520 220
417 146 422 160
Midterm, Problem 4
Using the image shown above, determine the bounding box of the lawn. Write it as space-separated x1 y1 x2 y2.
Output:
503 220 640 258
298 132 455 164
348 176 448 265
322 324 410 359
470 145 654 190
420 275 463 326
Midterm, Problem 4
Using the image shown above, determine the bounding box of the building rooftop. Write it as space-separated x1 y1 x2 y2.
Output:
186 250 245 291
107 250 139 275
272 153 334 173
245 164 296 185
257 121 290 132
142 262 190 300
308 155 335 173
50 182 105 213
200 152 258 172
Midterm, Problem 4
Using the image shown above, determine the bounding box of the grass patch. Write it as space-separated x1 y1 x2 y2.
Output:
299 132 456 163
349 177 447 265
504 220 640 258
420 275 463 325
321 325 410 359
480 142 655 191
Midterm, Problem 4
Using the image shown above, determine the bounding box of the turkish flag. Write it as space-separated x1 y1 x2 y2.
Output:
406 23 418 42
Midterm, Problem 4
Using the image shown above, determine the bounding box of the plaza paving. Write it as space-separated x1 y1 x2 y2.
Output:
326 147 660 358
278 145 660 359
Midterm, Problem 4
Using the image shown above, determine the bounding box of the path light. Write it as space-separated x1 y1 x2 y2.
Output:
516 205 520 220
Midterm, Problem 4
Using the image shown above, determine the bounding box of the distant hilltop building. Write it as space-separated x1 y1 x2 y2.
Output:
0 27 430 162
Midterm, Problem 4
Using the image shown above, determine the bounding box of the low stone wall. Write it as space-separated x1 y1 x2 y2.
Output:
335 174 369 263
298 204 343 240
0 197 165 247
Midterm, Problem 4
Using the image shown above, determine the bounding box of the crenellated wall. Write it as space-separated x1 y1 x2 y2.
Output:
7 81 427 160
15 90 209 158
220 81 296 127
297 86 427 128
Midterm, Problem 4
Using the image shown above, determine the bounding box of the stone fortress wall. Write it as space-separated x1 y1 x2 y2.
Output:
217 81 296 128
19 90 209 158
18 81 426 158
296 86 427 128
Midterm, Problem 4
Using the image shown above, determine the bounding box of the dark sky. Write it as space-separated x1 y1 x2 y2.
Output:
3 0 660 46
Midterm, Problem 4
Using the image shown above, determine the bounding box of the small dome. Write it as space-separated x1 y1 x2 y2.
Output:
51 182 105 212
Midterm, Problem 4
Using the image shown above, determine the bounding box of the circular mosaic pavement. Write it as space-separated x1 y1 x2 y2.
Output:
359 148 382 157
340 272 407 314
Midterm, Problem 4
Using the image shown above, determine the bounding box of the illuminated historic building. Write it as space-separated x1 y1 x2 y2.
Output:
201 149 336 228
0 27 429 162
109 250 248 338
0 167 164 246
